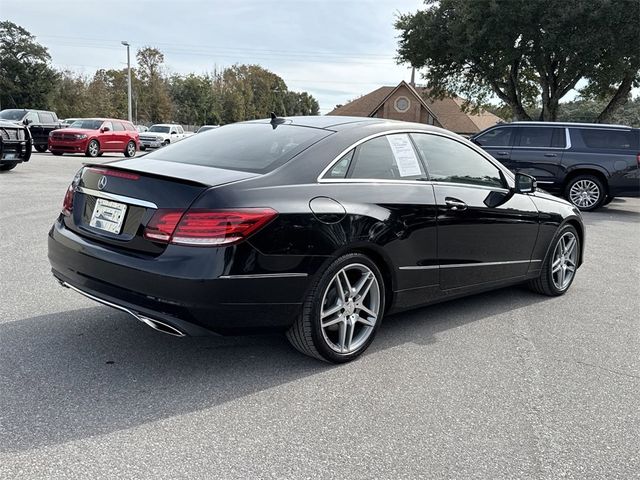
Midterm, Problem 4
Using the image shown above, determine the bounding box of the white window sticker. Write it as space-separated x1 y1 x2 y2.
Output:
386 134 422 177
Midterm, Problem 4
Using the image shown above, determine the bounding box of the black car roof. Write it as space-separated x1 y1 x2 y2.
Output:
243 115 444 131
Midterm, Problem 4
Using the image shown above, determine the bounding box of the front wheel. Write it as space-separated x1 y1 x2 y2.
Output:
565 175 605 211
124 141 136 157
34 144 47 153
529 225 580 296
287 253 385 363
85 139 100 158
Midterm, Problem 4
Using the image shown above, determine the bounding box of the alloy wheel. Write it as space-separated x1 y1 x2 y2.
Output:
320 263 380 354
127 142 136 156
88 141 99 157
569 179 600 209
551 232 578 291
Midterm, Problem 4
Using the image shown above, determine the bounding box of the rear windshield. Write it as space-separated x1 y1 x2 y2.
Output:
70 119 103 130
576 128 639 150
146 123 331 174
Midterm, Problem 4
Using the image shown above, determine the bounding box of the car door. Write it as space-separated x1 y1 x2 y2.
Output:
111 121 127 150
510 126 567 189
322 133 439 294
410 133 539 290
100 121 115 150
472 125 514 166
24 111 42 143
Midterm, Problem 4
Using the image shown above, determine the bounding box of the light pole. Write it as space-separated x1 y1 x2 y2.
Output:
121 41 132 123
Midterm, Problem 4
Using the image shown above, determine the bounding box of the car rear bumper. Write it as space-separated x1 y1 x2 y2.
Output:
48 219 321 335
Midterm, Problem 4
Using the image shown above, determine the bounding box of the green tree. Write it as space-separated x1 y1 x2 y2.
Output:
49 70 90 118
396 0 640 122
136 47 172 123
0 21 59 109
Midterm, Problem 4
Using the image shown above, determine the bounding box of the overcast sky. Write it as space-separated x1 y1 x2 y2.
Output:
2 0 425 113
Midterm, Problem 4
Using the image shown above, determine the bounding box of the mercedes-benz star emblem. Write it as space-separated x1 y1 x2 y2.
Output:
98 176 108 190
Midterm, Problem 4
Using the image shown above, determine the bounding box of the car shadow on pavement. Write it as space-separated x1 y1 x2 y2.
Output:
0 286 548 453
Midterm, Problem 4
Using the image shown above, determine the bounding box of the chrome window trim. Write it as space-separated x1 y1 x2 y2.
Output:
399 265 438 270
317 129 515 189
218 273 309 279
77 186 158 209
318 178 510 193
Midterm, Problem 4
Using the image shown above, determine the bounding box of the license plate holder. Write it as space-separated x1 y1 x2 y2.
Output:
89 198 127 234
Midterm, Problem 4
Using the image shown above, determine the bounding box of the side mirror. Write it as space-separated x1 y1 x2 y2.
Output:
101 126 110 132
23 118 32 126
515 172 536 194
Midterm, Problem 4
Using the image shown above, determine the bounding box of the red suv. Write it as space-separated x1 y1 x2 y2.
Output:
49 118 139 157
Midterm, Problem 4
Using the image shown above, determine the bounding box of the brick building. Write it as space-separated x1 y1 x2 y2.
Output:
328 80 502 136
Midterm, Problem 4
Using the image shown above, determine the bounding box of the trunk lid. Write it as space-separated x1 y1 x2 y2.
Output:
64 160 259 254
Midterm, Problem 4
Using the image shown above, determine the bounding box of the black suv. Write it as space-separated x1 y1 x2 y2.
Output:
0 120 32 171
471 122 640 211
0 109 61 153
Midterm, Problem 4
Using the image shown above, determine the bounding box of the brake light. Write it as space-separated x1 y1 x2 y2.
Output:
61 184 75 216
62 168 83 216
87 167 140 180
144 208 277 246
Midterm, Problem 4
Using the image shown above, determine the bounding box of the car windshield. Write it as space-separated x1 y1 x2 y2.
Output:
0 110 26 121
69 119 103 130
146 123 331 174
149 125 171 133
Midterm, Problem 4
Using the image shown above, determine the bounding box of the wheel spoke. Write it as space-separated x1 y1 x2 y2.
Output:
338 321 347 352
552 258 562 273
564 236 576 255
345 321 355 351
322 314 344 328
340 270 353 295
334 275 346 302
321 303 342 319
358 304 377 319
357 315 375 327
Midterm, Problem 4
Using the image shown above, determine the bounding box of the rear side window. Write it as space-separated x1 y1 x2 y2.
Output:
38 112 55 123
325 150 353 178
347 134 426 180
411 133 504 188
112 122 125 131
474 127 513 147
146 123 331 174
518 127 565 148
577 128 638 150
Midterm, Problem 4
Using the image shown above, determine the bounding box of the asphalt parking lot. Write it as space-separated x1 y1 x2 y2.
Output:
1 152 639 479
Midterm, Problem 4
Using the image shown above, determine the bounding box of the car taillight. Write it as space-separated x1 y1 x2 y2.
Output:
87 167 140 180
61 184 75 216
144 208 277 246
62 168 83 216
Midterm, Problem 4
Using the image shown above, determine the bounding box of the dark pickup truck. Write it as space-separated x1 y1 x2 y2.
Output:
0 120 32 171
0 109 62 152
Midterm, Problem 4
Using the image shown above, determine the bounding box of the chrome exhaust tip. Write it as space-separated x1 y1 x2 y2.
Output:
58 280 187 338
136 315 186 337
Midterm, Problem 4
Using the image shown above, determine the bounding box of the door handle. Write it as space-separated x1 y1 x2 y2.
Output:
445 197 467 211
496 151 509 156
544 153 557 158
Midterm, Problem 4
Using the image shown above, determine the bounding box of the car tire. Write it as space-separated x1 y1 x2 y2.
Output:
286 253 385 363
34 144 47 153
140 145 146 152
85 140 100 158
124 141 136 157
564 175 605 211
51 151 63 156
529 224 580 296
162 140 169 147
0 162 18 171
603 195 614 206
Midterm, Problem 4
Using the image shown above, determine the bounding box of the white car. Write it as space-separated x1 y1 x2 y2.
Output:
139 124 190 150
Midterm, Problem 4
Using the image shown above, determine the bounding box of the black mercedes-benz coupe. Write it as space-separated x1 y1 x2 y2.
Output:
48 116 585 363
